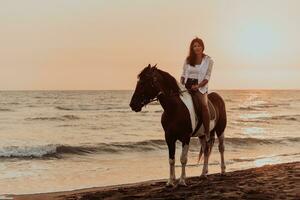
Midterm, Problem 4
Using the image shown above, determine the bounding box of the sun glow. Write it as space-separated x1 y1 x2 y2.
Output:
0 1 299 90
233 23 281 62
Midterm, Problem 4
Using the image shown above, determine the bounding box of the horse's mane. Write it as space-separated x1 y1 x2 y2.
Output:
156 68 181 95
138 65 181 95
138 66 150 79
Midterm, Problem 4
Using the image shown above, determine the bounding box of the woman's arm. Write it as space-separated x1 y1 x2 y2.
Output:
198 79 209 87
191 58 213 90
204 58 213 81
191 79 208 91
180 60 187 84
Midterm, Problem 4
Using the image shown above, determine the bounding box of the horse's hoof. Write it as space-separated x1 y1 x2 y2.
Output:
200 174 208 179
166 180 176 187
201 169 208 176
221 166 226 174
166 183 175 187
178 179 187 187
220 172 227 176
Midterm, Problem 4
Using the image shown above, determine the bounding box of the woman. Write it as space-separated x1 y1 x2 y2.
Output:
180 37 213 141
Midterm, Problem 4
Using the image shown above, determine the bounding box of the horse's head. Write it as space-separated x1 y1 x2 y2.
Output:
130 64 163 112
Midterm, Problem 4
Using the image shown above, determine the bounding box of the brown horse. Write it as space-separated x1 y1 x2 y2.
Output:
130 64 227 186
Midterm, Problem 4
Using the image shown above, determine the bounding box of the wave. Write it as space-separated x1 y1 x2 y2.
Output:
224 137 300 145
0 108 13 112
233 102 290 111
0 140 166 159
0 145 59 158
236 114 300 122
231 152 300 163
224 99 235 102
1 102 20 105
232 106 259 111
235 119 270 124
55 106 73 111
34 96 51 99
154 111 163 113
55 106 129 111
25 115 80 121
257 114 300 122
1 137 299 159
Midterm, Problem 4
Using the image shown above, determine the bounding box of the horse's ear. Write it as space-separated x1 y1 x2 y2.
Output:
147 64 151 68
151 64 157 73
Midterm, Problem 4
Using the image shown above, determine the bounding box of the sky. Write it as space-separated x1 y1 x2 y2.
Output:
0 0 299 90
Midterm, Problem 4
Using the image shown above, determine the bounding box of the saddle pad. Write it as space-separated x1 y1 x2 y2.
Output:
178 82 216 137
178 83 197 131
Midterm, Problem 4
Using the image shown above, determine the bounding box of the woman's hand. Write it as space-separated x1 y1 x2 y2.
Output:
193 79 208 91
180 77 185 85
191 84 199 91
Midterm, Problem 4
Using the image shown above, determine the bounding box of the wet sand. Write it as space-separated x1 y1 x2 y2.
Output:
13 161 299 200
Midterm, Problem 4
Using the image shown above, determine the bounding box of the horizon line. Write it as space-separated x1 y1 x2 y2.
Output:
0 88 300 92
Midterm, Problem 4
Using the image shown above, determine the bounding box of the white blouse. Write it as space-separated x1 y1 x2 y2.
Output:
181 55 214 94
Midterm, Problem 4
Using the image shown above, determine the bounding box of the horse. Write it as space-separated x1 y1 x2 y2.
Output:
129 64 227 187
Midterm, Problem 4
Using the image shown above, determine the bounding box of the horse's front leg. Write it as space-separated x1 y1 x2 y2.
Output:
166 140 176 187
178 143 189 186
199 136 209 177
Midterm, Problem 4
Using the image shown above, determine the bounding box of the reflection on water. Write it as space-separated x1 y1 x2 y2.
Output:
0 196 13 200
243 127 265 136
239 112 271 120
238 94 270 137
254 157 280 167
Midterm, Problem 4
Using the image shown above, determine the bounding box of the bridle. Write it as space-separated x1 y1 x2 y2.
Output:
139 74 163 106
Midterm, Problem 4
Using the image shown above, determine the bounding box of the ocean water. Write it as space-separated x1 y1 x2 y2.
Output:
0 90 299 195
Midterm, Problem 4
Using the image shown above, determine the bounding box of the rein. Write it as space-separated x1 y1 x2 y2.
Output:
145 89 188 105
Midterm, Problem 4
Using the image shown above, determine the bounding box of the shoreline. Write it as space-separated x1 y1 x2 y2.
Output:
11 161 299 200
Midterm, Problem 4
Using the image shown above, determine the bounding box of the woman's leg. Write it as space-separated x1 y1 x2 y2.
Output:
190 91 201 119
196 92 210 140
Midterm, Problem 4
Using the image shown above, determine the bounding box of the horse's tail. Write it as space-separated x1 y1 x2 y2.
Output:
208 131 216 159
197 131 216 163
197 146 203 164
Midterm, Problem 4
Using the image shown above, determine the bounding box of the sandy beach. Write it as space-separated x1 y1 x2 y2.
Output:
11 161 299 200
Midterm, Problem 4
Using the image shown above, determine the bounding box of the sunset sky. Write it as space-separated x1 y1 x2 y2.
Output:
1 0 299 90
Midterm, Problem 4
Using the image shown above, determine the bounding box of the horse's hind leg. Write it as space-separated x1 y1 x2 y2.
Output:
199 136 209 177
218 132 226 174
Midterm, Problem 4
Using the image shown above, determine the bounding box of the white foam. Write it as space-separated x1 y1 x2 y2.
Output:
0 145 58 158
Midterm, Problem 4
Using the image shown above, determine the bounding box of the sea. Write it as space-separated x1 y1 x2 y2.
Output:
0 90 299 195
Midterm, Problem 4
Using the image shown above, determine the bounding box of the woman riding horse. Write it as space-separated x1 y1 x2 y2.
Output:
130 39 226 187
181 37 214 142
